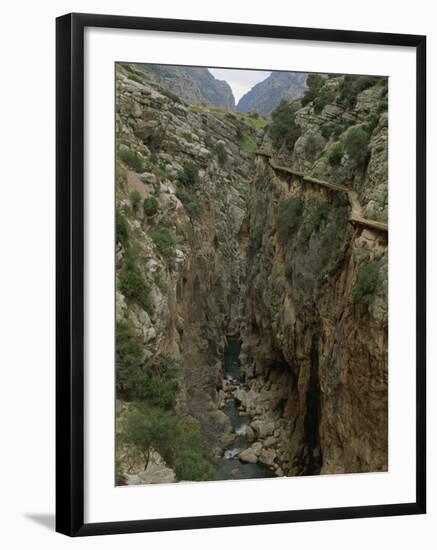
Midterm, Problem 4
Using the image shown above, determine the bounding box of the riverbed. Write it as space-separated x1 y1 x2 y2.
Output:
215 336 276 481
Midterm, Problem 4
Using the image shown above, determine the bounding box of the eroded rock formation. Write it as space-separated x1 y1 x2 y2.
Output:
115 65 388 483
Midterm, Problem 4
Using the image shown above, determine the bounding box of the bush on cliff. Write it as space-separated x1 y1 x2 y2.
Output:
328 142 344 166
119 270 152 312
214 142 228 166
269 100 301 150
118 147 147 173
129 190 141 214
116 319 144 399
116 211 129 247
176 161 199 187
344 126 369 167
276 197 304 244
301 74 324 107
143 196 159 217
354 259 381 307
173 417 217 481
120 403 180 470
140 356 180 410
150 227 176 259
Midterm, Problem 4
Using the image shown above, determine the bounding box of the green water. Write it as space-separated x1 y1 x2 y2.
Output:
215 336 276 481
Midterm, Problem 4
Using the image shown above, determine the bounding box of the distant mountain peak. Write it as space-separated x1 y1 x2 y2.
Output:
136 64 235 110
237 71 307 117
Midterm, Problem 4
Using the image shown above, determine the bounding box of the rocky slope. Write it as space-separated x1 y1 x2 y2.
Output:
115 63 257 482
137 63 235 109
237 71 307 117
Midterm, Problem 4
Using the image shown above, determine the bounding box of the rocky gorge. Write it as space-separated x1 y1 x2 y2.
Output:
115 64 388 485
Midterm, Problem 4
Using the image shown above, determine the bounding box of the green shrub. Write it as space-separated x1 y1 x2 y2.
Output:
176 161 199 187
321 123 333 139
301 74 324 106
176 185 202 219
118 148 147 173
328 142 344 166
300 201 330 242
140 356 179 410
269 100 301 150
204 134 214 149
120 403 181 469
344 126 369 166
150 227 176 258
312 86 335 114
143 196 159 217
214 142 228 166
304 135 318 160
276 197 304 244
339 75 381 109
182 131 193 142
120 405 216 480
174 417 216 481
119 270 152 312
378 99 388 112
238 132 257 154
116 319 144 399
354 259 381 306
116 211 129 247
115 456 127 485
130 190 141 213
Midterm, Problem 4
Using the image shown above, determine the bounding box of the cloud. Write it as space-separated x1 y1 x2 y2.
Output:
208 68 271 103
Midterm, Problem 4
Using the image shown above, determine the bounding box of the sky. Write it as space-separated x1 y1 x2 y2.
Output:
208 68 271 103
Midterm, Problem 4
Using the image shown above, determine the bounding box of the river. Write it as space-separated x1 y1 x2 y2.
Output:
215 336 276 481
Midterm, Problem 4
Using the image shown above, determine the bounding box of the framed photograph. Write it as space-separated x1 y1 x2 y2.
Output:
56 12 426 536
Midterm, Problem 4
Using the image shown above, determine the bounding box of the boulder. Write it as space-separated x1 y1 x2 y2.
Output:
238 448 258 464
259 448 276 466
250 420 275 439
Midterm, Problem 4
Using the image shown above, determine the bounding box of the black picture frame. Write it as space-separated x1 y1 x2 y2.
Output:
56 12 426 537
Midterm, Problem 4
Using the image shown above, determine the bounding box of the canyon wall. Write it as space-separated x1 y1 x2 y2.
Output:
115 64 258 480
239 75 388 476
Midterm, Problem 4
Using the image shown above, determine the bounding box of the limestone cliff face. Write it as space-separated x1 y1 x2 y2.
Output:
271 75 388 222
240 145 388 476
115 63 255 458
237 71 307 118
137 64 235 110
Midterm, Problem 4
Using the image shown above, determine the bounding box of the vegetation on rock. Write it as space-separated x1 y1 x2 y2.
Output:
269 100 301 150
354 259 381 306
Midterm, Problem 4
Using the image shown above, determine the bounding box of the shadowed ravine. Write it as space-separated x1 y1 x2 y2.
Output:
216 336 276 480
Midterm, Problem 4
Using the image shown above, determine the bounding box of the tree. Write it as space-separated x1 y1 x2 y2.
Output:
143 196 159 217
276 197 304 244
129 190 141 214
344 126 369 167
119 270 152 312
214 142 228 166
269 100 301 150
354 260 381 307
116 319 144 399
176 161 199 186
328 142 344 167
120 404 180 469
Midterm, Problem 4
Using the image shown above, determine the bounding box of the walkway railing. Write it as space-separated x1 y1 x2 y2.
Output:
256 150 388 234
